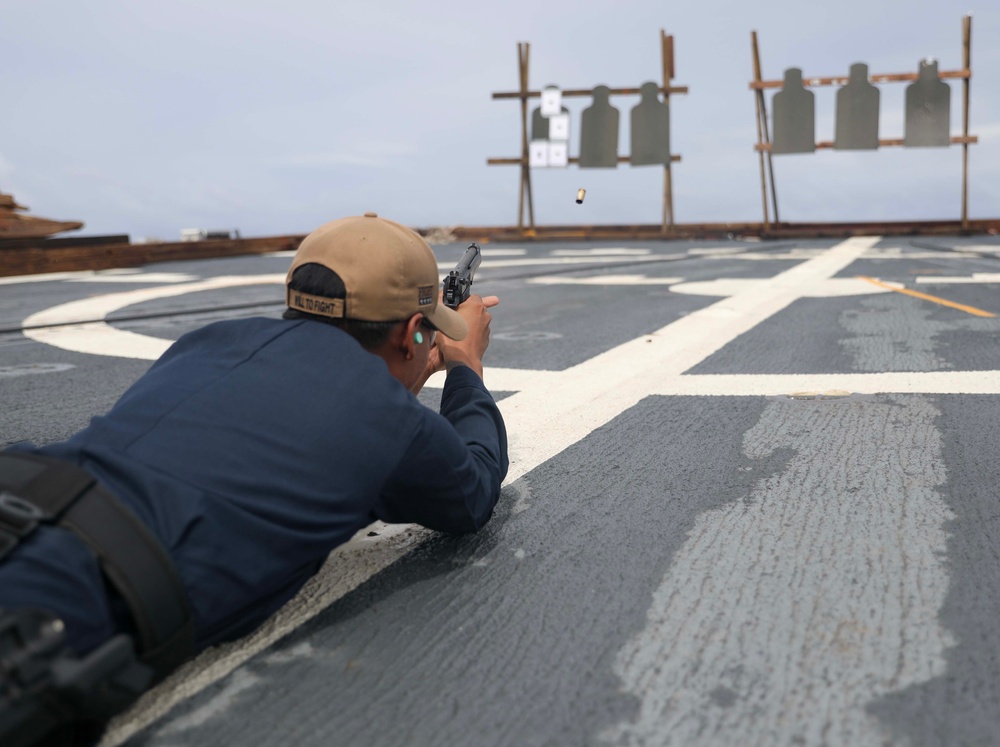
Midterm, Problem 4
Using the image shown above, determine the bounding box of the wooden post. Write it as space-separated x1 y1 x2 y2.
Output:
516 43 535 231
751 32 770 230
961 14 972 230
661 30 675 233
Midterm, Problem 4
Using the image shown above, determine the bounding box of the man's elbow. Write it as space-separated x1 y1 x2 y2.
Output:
459 475 502 533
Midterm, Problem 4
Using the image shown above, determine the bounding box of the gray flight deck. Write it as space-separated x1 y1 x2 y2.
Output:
3 235 1000 746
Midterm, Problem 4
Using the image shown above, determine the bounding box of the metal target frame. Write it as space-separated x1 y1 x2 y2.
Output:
488 31 688 235
750 14 977 231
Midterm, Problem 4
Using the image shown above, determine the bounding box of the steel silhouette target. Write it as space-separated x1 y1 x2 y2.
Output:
579 85 620 169
772 68 815 155
749 15 976 227
835 63 880 151
905 59 951 147
630 82 671 166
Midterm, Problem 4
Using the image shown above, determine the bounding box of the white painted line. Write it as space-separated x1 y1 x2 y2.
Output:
550 248 651 256
0 272 91 285
915 273 1000 284
712 249 979 262
528 275 684 286
467 248 527 256
651 371 1000 396
870 250 979 259
0 269 198 286
68 273 198 284
668 277 900 297
430 369 1000 399
525 275 901 295
711 249 824 261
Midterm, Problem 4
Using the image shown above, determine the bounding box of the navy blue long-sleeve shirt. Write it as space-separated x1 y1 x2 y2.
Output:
0 317 508 652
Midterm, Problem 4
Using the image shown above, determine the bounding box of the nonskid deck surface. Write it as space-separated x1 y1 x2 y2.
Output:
4 235 1000 746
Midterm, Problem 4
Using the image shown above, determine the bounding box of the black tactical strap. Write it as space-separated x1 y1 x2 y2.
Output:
0 452 93 520
60 486 195 677
0 452 194 680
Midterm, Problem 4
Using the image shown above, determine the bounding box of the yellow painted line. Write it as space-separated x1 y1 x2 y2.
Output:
857 275 996 317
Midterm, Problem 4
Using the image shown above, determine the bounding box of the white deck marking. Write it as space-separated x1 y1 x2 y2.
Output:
653 371 1000 396
528 275 683 286
67 272 198 284
0 270 194 285
916 273 1000 284
0 271 103 285
550 248 651 256
714 248 980 261
667 277 900 297
22 275 286 359
431 368 1000 398
465 248 527 256
527 275 901 295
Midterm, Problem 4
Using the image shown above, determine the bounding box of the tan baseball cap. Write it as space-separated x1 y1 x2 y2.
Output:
285 212 468 341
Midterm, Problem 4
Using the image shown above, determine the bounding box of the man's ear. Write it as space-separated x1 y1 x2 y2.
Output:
401 314 423 361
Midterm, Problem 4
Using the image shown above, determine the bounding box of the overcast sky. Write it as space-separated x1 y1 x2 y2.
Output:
1 0 996 240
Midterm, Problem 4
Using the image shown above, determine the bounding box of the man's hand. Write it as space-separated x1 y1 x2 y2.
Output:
437 294 499 381
408 295 498 394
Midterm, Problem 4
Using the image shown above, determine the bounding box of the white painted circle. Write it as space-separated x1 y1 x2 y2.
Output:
22 275 285 360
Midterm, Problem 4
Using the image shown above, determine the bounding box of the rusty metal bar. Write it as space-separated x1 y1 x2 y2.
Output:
515 43 536 230
488 155 683 165
961 13 972 229
755 135 979 152
666 31 675 80
493 85 688 99
522 45 535 229
751 31 771 229
751 31 769 229
749 69 971 90
662 30 675 233
519 43 531 230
